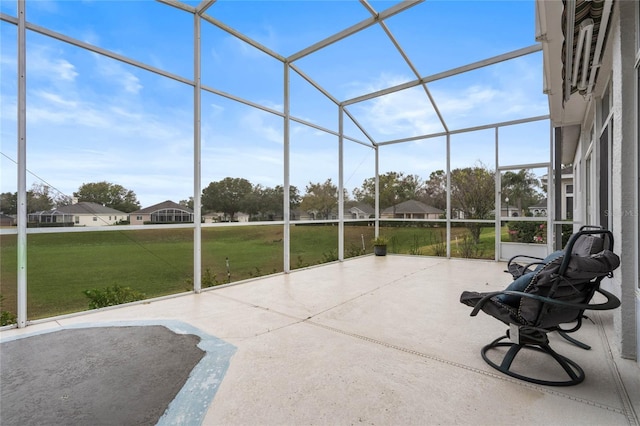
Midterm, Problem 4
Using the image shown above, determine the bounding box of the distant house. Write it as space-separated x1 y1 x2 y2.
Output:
291 204 373 221
0 213 16 226
28 202 128 227
381 200 444 219
500 204 522 218
527 199 548 217
348 203 374 219
130 200 193 225
294 210 335 221
203 211 250 223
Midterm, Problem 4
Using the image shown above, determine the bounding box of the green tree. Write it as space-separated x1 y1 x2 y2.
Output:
27 183 56 213
0 192 17 215
1 185 71 214
502 169 541 216
179 197 194 210
74 181 141 212
301 179 339 220
450 164 495 243
254 185 301 220
243 184 266 220
353 172 422 213
54 194 73 207
419 170 447 211
201 177 253 221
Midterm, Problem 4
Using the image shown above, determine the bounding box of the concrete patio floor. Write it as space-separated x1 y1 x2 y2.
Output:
2 256 639 425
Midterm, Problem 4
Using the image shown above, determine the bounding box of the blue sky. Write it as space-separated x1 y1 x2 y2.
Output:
0 0 550 208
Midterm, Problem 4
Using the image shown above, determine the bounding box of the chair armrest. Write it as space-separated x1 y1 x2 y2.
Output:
505 256 545 277
470 291 504 316
470 287 621 317
522 261 545 271
507 254 544 266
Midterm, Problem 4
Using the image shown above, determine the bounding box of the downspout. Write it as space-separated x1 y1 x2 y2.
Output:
564 0 576 103
573 18 594 92
587 0 613 95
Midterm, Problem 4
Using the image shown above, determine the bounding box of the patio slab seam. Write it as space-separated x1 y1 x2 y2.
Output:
202 261 636 420
207 258 448 323
302 318 633 418
594 312 640 425
207 288 632 418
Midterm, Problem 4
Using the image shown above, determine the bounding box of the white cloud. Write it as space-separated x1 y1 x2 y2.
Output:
347 57 547 143
26 45 79 83
54 59 79 81
94 54 143 94
239 109 283 145
35 91 79 108
2 9 551 206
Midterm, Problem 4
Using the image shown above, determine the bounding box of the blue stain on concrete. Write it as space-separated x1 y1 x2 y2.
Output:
2 320 237 426
153 321 237 426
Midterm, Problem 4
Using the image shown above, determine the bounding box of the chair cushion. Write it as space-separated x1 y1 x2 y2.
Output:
571 234 604 256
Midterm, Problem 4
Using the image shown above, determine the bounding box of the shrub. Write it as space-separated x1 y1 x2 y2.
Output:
322 249 338 263
457 232 484 258
372 236 388 246
84 285 146 309
507 221 546 244
0 295 16 326
296 255 310 269
430 231 447 257
346 243 365 258
184 268 222 289
408 234 423 256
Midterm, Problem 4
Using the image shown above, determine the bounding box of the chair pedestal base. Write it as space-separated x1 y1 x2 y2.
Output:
481 333 585 386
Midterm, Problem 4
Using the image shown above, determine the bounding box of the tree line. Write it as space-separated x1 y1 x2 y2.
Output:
0 182 141 215
1 166 543 240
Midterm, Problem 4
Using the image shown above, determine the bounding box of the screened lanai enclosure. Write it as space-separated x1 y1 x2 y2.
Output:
0 1 567 326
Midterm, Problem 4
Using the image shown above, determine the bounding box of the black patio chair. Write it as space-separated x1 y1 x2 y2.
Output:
503 225 606 350
460 229 620 386
504 225 604 279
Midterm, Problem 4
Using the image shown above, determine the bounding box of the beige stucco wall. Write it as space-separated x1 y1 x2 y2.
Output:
76 214 127 227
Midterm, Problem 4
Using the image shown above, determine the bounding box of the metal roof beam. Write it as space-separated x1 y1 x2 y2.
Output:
377 115 550 146
195 0 216 15
289 64 340 106
155 0 195 13
343 44 542 106
200 14 286 62
288 0 423 63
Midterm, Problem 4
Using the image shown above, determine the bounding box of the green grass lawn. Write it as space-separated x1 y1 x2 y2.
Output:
0 223 496 321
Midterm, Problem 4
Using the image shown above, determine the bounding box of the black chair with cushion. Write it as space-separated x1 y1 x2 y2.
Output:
460 229 620 386
503 225 606 350
505 225 604 280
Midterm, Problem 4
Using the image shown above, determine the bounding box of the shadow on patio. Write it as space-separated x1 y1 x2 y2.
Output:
1 256 639 425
